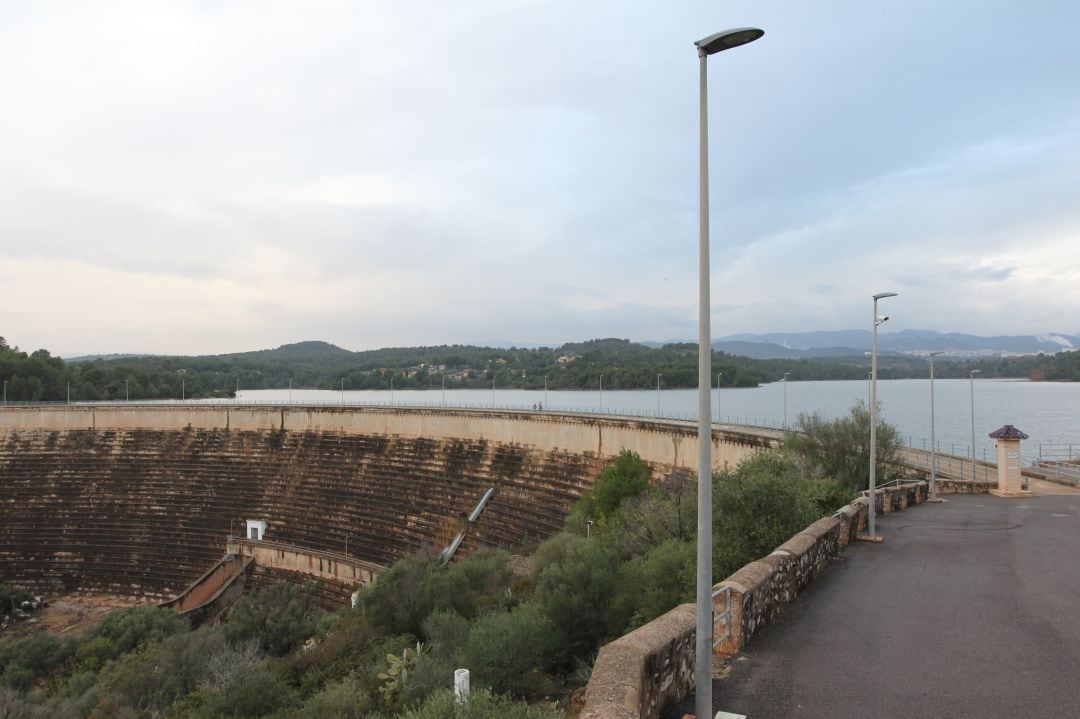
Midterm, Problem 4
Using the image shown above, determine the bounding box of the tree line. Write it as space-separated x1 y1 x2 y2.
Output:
1 335 1075 402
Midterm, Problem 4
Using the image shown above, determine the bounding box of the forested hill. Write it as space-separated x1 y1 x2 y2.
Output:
0 335 1076 402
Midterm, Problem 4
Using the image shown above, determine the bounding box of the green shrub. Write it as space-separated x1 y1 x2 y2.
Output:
784 403 903 493
532 536 619 658
203 663 298 718
610 538 696 632
396 687 562 719
0 631 76 690
360 551 512 638
713 452 821 578
75 604 186 670
461 602 558 696
224 582 318 656
592 450 651 519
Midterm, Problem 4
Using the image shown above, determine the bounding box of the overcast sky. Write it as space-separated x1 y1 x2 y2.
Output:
2 1 1078 357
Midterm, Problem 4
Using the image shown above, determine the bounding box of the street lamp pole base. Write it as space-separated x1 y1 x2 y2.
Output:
857 534 884 544
926 497 947 504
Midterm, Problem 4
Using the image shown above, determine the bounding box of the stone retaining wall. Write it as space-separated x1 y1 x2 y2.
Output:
581 483 928 719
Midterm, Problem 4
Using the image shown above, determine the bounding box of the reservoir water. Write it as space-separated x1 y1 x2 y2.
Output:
239 379 1079 464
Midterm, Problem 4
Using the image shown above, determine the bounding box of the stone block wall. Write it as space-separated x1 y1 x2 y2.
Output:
580 603 696 719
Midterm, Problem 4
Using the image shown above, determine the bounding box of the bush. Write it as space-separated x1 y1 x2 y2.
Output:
713 452 821 578
0 631 76 690
224 582 318 656
360 551 512 638
203 663 298 718
610 538 696 632
396 687 562 719
76 604 186 670
784 403 903 493
461 602 558 696
532 536 619 658
591 450 651 520
295 676 370 718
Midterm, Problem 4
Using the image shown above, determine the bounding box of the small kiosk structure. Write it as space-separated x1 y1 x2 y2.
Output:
988 425 1032 498
245 519 268 541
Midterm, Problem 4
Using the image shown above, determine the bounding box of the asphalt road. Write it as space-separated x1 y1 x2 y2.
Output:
668 489 1080 718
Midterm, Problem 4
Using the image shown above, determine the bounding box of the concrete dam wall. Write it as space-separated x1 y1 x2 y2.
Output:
0 405 779 602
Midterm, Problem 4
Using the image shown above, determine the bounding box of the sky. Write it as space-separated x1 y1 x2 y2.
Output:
2 1 1079 357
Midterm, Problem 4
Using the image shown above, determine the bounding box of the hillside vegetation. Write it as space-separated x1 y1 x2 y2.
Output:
0 335 1075 402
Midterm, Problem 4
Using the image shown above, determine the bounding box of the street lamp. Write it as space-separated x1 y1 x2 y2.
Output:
492 375 496 405
442 376 446 406
782 372 790 429
599 374 603 412
544 375 548 409
585 520 593 539
390 376 394 405
125 378 129 402
928 352 944 500
716 371 723 422
657 373 663 415
868 291 897 540
970 369 982 481
693 26 763 719
341 377 345 405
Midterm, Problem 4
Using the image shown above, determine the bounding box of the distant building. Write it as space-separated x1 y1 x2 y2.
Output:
1029 368 1046 381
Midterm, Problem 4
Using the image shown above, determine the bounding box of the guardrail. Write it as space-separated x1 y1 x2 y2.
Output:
0 398 789 431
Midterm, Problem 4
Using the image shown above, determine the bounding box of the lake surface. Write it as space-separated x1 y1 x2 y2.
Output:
239 379 1080 463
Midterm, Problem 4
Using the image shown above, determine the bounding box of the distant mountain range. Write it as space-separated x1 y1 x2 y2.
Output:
705 330 1080 360
64 330 1079 364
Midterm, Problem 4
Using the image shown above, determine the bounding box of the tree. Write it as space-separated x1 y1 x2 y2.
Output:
783 402 904 493
713 452 822 578
223 582 319 656
591 450 651 520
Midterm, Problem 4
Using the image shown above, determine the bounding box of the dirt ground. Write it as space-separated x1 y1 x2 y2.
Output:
3 595 146 638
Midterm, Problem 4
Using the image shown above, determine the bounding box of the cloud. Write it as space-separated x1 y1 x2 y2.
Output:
2 1 1079 355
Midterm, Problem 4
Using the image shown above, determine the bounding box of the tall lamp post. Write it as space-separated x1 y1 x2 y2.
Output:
694 27 763 719
969 369 982 481
782 372 790 429
928 352 943 499
599 374 603 412
868 291 897 540
656 373 663 415
715 371 722 422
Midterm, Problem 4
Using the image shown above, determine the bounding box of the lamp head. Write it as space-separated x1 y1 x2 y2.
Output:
873 291 898 301
971 369 983 377
695 27 764 56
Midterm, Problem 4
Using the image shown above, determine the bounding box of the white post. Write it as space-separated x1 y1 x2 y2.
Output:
454 668 470 705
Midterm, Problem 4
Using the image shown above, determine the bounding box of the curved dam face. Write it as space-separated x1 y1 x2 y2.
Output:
0 405 779 602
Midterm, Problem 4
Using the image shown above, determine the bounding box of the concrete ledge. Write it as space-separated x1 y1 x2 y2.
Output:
581 603 696 719
988 488 1033 498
